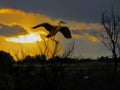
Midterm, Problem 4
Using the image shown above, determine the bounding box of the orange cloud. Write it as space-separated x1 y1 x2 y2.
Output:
0 8 57 60
0 8 54 31
65 21 103 41
0 8 103 42
84 34 99 42
67 21 103 31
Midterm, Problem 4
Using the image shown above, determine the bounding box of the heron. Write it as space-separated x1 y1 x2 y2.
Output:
32 21 72 39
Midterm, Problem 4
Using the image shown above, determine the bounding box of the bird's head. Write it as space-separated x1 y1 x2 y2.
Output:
58 20 66 26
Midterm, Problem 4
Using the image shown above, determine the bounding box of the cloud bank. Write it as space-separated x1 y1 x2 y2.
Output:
0 8 109 59
0 24 28 37
0 8 103 43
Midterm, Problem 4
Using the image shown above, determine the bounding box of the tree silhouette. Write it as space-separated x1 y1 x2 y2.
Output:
98 8 120 71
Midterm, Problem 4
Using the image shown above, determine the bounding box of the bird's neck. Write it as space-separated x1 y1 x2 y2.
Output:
56 25 61 31
58 22 62 26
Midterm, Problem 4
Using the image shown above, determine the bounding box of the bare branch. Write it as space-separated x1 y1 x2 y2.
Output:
98 8 120 71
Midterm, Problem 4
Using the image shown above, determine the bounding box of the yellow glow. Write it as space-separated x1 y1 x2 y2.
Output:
89 36 98 42
38 31 48 35
0 8 61 61
0 9 13 13
6 33 42 43
85 34 99 42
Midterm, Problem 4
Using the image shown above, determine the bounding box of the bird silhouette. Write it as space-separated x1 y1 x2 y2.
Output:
32 21 72 39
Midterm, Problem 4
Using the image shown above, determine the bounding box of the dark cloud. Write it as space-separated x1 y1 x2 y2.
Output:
79 29 100 35
71 30 82 35
0 24 28 36
0 0 119 22
71 29 102 38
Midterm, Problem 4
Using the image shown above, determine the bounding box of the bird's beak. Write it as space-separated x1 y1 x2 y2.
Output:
61 21 66 24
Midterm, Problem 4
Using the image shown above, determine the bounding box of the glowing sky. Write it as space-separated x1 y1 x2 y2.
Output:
0 0 119 59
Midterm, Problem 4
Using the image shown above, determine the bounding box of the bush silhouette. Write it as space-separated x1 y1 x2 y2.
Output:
0 73 15 90
0 51 14 73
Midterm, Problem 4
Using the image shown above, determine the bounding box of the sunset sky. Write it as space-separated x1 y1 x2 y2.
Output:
0 0 120 60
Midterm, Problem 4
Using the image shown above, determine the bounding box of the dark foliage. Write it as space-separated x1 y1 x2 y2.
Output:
0 51 15 90
0 51 120 90
0 51 14 73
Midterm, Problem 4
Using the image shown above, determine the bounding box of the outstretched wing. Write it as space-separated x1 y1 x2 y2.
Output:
59 27 72 38
32 24 42 29
32 23 55 32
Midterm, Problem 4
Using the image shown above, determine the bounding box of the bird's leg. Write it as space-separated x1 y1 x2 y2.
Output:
51 36 59 44
51 35 55 41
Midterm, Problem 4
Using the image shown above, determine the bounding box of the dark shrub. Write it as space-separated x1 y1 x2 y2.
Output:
0 51 14 73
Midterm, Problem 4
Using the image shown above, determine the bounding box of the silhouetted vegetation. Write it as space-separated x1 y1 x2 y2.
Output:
97 8 120 71
0 50 120 90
